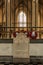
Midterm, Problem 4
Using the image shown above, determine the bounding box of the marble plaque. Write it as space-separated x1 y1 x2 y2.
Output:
13 33 30 58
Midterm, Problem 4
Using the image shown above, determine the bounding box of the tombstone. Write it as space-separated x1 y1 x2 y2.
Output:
13 32 30 63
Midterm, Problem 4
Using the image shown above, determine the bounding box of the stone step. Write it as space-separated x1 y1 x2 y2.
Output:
0 63 43 65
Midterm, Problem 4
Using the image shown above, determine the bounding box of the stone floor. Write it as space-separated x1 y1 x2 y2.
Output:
0 63 43 65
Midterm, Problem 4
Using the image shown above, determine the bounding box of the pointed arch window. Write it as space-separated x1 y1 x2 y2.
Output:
18 11 26 27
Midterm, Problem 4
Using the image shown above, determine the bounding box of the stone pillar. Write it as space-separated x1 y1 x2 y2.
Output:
36 0 38 27
7 0 10 27
32 0 39 38
5 0 6 17
7 0 11 38
32 0 36 30
36 0 39 38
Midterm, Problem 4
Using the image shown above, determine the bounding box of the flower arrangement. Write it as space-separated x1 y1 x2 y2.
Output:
13 30 37 39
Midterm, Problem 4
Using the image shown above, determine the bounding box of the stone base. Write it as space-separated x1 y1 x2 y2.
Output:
0 56 43 63
30 56 43 63
13 58 29 63
0 56 13 63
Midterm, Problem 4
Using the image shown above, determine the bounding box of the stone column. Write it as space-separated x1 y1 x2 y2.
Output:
7 0 11 38
5 0 10 26
32 0 36 30
7 0 10 27
36 0 39 38
3 0 7 38
5 0 6 17
32 0 39 38
36 0 38 28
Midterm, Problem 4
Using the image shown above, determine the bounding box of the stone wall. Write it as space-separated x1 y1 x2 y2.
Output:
0 39 43 63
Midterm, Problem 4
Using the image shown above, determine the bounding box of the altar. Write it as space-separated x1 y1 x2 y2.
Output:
13 33 30 63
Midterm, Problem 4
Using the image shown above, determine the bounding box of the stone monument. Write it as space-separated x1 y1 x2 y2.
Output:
13 32 30 63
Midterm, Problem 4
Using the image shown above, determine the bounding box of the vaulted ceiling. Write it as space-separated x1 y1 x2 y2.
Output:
0 0 43 7
0 0 43 10
11 0 31 13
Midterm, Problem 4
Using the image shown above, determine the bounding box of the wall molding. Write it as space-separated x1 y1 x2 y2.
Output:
0 39 13 43
30 39 43 43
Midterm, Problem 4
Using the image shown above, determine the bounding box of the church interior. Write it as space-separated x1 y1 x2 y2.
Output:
0 0 43 65
0 0 43 39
